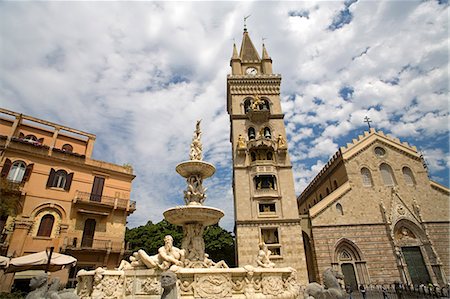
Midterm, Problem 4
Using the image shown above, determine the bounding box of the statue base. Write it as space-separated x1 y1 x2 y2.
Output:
76 266 303 299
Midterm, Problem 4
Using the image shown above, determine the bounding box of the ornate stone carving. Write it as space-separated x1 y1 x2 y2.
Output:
261 275 283 295
124 278 133 295
256 242 275 268
123 235 185 271
91 269 123 299
194 274 232 298
304 268 345 299
189 120 203 161
141 276 162 295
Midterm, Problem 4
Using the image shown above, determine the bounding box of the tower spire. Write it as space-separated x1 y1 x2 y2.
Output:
262 42 270 59
239 30 260 62
232 43 239 59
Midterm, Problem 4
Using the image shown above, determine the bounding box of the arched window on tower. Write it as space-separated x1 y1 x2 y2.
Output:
263 127 271 139
37 214 55 237
261 99 270 111
360 167 373 187
380 163 396 186
254 175 277 190
248 127 256 140
402 167 416 186
244 98 252 113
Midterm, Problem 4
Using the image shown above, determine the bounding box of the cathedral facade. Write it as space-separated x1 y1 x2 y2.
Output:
228 30 449 288
298 129 449 288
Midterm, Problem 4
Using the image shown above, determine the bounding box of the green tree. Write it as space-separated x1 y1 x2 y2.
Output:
125 221 235 267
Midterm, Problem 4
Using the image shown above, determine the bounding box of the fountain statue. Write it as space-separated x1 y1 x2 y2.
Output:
76 121 303 298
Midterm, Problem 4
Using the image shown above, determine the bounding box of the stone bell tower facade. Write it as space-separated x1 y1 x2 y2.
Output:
227 29 308 283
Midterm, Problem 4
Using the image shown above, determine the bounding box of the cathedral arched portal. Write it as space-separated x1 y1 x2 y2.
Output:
393 220 445 286
333 238 369 290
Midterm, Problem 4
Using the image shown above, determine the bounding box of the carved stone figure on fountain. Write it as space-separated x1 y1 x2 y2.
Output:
184 174 207 205
125 235 185 271
160 271 178 299
304 268 345 299
26 273 79 299
256 242 275 268
189 120 203 161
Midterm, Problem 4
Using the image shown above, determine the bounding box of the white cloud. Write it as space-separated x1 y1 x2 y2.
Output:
0 1 448 232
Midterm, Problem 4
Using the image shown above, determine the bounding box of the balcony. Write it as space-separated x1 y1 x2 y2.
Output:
63 237 125 252
247 137 276 150
73 191 136 212
247 108 270 123
0 179 23 195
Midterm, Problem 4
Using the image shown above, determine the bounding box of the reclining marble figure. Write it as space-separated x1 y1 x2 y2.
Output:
120 235 185 271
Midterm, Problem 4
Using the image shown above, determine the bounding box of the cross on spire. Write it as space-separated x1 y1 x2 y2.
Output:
244 15 251 32
364 116 372 129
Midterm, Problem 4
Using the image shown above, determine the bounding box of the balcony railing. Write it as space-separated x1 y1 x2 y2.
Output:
253 188 279 198
74 191 136 211
0 179 23 194
64 237 125 252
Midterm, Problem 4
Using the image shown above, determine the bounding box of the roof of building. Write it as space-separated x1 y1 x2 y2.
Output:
239 30 260 62
297 128 442 203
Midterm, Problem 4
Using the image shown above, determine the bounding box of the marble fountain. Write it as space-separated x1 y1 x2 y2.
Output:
75 121 302 299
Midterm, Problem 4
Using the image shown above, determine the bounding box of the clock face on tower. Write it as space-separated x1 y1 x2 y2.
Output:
245 67 258 75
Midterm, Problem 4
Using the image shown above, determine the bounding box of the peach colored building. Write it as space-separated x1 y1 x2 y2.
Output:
0 108 135 291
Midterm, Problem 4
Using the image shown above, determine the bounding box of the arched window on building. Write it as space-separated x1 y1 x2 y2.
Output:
326 187 330 195
248 127 256 140
360 167 373 187
46 168 73 190
37 214 55 237
6 161 27 183
380 163 396 186
336 203 344 215
402 167 416 186
62 144 73 153
333 180 338 190
24 134 38 142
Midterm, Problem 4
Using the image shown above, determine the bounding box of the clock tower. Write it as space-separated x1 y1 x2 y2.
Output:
227 29 308 283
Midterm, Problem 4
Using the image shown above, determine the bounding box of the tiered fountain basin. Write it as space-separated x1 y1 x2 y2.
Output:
164 205 224 226
76 265 302 299
176 160 215 178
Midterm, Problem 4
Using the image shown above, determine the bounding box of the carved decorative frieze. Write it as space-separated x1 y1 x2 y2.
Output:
261 275 283 295
194 274 232 298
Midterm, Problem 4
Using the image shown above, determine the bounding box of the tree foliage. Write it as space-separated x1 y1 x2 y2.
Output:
125 220 235 267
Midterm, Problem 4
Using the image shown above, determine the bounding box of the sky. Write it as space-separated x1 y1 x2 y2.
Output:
1 1 448 232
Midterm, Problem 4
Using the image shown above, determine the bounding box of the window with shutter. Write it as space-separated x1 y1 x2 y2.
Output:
1 159 12 177
22 163 34 183
90 176 105 202
37 214 55 237
46 168 56 188
6 161 27 183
